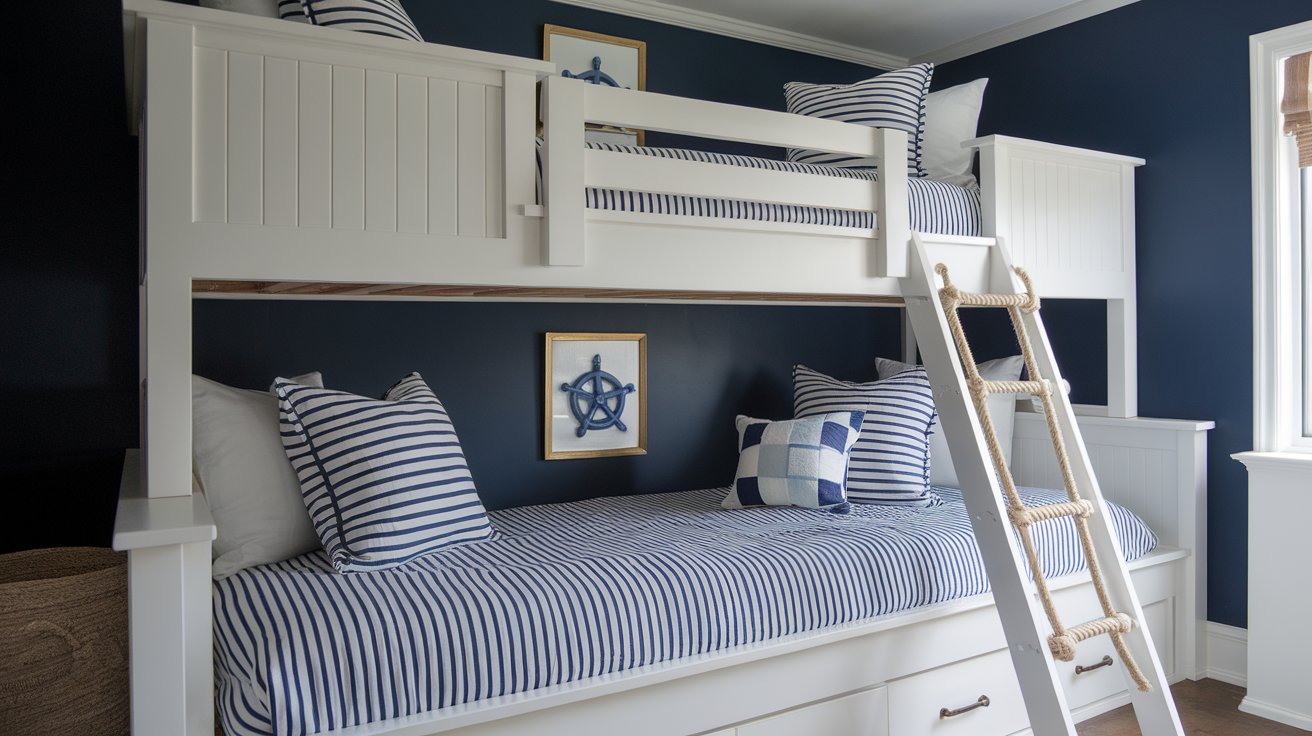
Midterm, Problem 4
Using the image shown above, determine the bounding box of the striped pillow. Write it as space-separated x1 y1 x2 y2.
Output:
784 63 934 178
275 372 491 572
722 411 864 510
793 364 940 507
276 0 309 21
297 0 423 42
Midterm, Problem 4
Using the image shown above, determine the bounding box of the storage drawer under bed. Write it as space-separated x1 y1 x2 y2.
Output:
885 594 1173 735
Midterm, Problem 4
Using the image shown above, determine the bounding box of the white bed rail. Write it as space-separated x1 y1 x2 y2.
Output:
541 76 910 276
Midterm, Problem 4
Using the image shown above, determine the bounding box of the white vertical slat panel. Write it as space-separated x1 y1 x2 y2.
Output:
297 61 332 229
396 75 428 233
332 65 366 231
484 86 504 238
263 57 298 227
1058 165 1073 272
428 79 458 236
457 82 487 237
193 47 227 223
227 51 264 224
365 69 397 232
1044 162 1061 270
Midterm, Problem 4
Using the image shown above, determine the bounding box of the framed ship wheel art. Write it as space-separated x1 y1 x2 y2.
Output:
544 332 647 460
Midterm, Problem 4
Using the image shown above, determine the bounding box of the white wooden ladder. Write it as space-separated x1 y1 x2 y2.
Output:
900 233 1184 735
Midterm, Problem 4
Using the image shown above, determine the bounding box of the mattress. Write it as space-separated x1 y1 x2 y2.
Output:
214 486 1156 736
537 140 983 236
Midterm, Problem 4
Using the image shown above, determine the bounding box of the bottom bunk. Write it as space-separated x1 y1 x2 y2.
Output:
214 485 1170 736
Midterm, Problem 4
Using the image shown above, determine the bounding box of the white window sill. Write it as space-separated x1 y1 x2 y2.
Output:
1233 450 1312 472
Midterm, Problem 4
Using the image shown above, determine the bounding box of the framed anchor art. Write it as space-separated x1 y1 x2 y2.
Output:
544 332 647 460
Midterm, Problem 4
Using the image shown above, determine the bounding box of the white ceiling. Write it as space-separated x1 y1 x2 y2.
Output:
552 0 1137 67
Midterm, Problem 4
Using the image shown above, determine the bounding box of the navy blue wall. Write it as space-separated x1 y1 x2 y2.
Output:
194 301 901 508
1 1 141 553
2 0 889 553
937 0 1312 628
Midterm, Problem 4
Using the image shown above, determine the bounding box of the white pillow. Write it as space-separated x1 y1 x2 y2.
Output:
876 355 1022 488
194 372 324 579
923 78 988 187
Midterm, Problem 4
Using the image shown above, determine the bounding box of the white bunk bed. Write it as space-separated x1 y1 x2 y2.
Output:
113 2 1211 735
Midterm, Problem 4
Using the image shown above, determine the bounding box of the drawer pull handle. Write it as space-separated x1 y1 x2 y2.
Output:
1075 655 1114 675
940 695 990 719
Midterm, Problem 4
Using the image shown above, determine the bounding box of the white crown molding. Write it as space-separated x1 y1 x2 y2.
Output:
914 0 1140 64
549 0 907 70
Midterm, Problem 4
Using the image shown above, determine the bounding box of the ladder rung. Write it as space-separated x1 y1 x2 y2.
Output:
982 379 1048 395
944 290 1035 309
1008 499 1094 528
1049 612 1136 661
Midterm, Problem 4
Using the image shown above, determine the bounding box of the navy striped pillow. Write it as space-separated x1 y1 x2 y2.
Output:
275 372 491 572
784 63 934 178
792 364 941 507
298 0 423 42
275 0 308 21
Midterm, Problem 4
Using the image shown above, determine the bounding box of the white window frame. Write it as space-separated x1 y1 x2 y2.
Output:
1251 21 1312 453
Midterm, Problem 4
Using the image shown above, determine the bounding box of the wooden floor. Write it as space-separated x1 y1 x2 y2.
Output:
1078 679 1306 735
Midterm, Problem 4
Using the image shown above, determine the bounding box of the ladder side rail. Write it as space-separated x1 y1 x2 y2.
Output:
904 236 1078 735
991 247 1185 734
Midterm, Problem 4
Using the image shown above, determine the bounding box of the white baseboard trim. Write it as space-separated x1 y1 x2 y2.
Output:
1239 696 1312 731
1203 622 1248 687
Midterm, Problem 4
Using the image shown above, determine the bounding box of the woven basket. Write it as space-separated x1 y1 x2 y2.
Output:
0 547 129 736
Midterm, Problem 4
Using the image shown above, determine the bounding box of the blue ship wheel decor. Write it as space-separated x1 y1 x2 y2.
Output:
545 332 647 460
561 354 636 437
561 56 626 88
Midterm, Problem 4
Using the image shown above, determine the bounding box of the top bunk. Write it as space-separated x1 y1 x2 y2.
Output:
122 0 1144 304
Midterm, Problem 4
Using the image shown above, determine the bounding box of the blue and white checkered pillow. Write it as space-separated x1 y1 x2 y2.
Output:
291 0 423 42
275 372 491 572
784 63 934 178
793 364 941 507
722 411 864 510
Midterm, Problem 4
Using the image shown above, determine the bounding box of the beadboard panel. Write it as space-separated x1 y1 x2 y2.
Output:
191 47 505 237
1011 415 1187 549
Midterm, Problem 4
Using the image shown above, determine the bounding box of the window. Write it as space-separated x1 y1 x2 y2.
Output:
1251 22 1312 452
1305 167 1312 437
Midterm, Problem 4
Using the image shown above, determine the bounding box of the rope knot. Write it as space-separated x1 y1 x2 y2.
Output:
1049 633 1078 662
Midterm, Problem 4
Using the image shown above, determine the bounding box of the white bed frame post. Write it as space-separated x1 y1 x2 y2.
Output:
119 12 217 736
876 129 910 279
973 137 1143 418
542 75 586 267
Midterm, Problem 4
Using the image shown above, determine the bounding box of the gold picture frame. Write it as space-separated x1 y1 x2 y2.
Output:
544 332 647 460
543 24 647 145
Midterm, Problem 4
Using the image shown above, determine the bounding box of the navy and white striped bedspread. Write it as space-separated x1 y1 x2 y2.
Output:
536 140 982 235
214 486 1155 736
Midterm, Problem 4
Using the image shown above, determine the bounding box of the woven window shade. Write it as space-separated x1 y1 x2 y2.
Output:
1284 51 1312 167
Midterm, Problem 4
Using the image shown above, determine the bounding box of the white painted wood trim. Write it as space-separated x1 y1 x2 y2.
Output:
122 0 553 79
548 0 906 69
581 81 889 156
1202 622 1248 687
117 453 214 736
916 0 1140 64
1233 450 1312 731
1238 697 1312 732
113 450 216 551
1249 20 1312 454
968 135 1145 167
